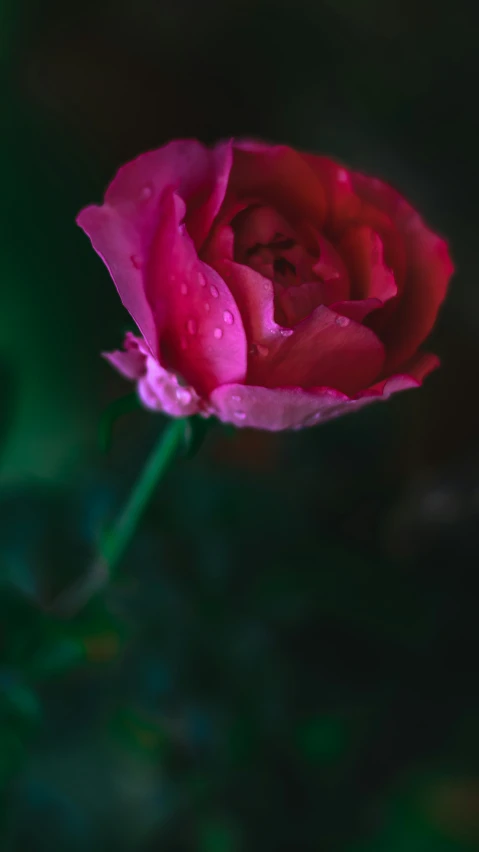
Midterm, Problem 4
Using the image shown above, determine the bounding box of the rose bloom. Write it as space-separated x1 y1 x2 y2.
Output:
77 140 453 431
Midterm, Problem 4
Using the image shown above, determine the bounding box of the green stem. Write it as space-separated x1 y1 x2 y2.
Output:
102 417 186 570
52 417 187 615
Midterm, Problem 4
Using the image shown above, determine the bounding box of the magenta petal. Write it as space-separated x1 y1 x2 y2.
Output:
77 202 158 355
77 140 233 356
208 234 280 343
339 226 397 303
104 334 203 417
210 383 350 430
147 190 247 396
254 305 385 395
103 341 146 380
351 173 454 371
210 354 437 431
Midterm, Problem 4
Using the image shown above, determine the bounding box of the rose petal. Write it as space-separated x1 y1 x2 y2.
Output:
251 305 385 395
77 139 232 356
104 333 202 417
301 154 408 292
300 154 362 234
204 227 281 341
338 226 397 303
210 354 438 432
351 173 454 371
147 190 247 396
275 279 341 326
103 331 147 379
226 142 327 230
210 384 348 430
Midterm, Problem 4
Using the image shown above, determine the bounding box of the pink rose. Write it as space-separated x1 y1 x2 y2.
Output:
77 139 453 431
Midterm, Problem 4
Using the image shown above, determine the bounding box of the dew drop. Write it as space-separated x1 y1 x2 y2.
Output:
204 302 211 312
249 342 268 357
199 272 207 287
176 387 192 405
337 169 348 184
140 184 153 200
213 327 223 339
210 284 219 298
180 283 188 295
280 328 293 337
223 310 234 325
234 411 246 421
335 315 350 328
187 319 197 335
231 394 241 402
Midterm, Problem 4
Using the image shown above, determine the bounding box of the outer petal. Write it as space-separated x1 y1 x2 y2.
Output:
351 173 454 371
225 142 327 230
301 153 408 292
338 226 397 302
210 384 350 431
104 333 203 417
209 353 438 432
77 139 232 356
147 190 247 396
253 305 385 395
300 154 361 234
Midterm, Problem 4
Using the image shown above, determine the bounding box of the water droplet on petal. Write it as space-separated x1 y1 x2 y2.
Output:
337 169 348 184
176 387 192 405
280 328 293 337
180 283 188 295
210 284 219 298
204 302 211 312
213 327 223 339
199 272 207 287
231 394 241 402
223 310 234 325
234 411 246 421
249 343 268 357
263 282 270 291
335 315 350 328
140 184 153 200
187 319 197 335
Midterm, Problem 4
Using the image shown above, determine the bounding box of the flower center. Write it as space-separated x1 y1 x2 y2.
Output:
232 205 350 326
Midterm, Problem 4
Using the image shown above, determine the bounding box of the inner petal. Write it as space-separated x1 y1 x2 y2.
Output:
232 205 350 326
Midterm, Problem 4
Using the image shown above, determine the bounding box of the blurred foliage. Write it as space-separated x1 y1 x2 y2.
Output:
1 0 479 849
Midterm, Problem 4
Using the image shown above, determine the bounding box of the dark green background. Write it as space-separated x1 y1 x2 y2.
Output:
1 1 478 849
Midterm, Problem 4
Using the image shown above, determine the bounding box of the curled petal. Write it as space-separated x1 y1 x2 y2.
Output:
338 226 397 303
104 333 203 417
251 305 385 395
299 154 362 234
210 353 438 432
351 173 454 371
77 139 232 355
227 142 327 230
147 190 247 396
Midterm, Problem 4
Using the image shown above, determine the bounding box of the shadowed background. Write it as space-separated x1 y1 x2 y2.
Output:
1 0 478 849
